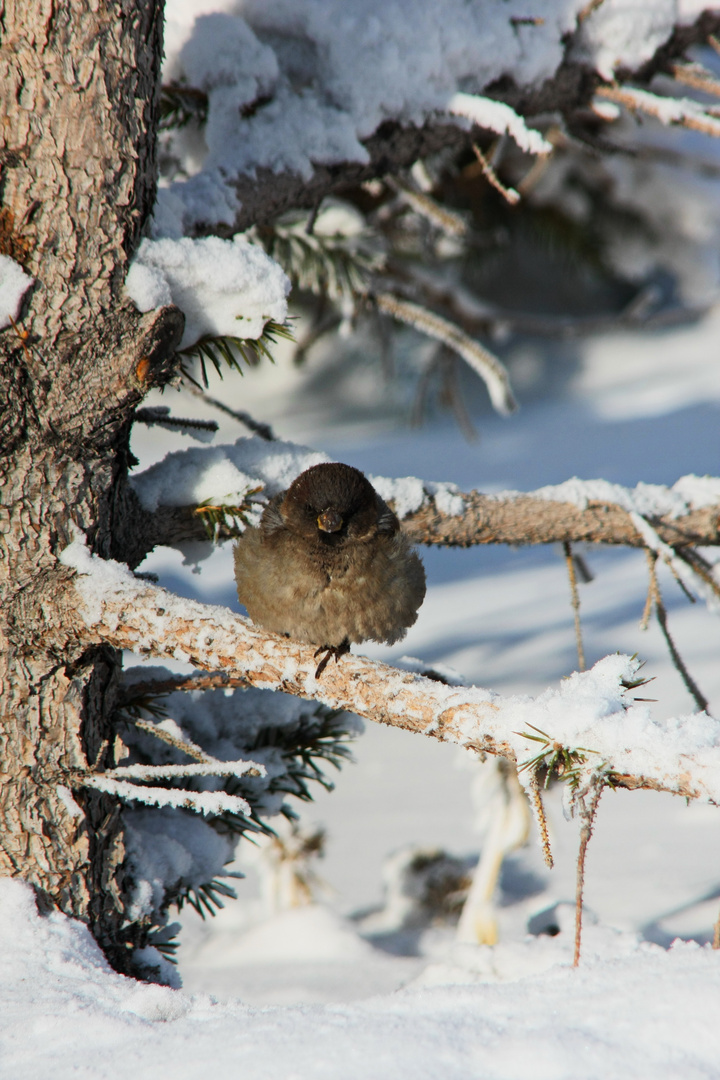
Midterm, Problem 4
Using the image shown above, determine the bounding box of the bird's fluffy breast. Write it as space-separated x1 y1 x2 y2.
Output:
233 524 425 648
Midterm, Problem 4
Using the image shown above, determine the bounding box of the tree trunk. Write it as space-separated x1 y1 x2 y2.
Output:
0 0 181 970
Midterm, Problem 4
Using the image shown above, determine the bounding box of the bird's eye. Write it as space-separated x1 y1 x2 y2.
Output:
305 503 315 516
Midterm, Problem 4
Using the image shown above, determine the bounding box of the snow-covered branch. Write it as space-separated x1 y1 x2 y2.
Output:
60 537 720 806
157 6 720 237
135 462 720 557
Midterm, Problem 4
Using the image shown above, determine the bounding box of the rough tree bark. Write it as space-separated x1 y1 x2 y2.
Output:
0 0 181 970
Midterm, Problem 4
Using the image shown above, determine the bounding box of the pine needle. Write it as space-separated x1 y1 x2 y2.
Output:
179 320 294 389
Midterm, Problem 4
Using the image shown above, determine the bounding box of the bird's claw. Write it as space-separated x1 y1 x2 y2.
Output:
314 640 350 678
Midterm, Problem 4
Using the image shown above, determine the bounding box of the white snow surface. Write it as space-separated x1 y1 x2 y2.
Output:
0 254 33 330
532 473 720 517
125 236 289 349
3 876 720 1079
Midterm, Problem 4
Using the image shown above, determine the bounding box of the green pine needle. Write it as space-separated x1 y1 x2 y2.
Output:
180 320 295 389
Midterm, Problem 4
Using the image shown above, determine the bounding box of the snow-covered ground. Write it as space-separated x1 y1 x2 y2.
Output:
5 302 720 1077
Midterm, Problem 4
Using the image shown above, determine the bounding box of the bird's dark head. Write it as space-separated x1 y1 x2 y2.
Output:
279 462 397 544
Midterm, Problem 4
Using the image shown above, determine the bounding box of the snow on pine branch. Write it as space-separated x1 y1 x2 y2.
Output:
101 760 264 782
125 235 289 350
129 434 467 523
59 531 720 805
158 0 701 236
129 433 720 569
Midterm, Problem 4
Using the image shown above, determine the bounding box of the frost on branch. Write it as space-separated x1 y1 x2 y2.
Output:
60 534 720 806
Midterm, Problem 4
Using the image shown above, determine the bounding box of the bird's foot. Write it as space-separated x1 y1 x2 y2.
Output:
314 639 350 678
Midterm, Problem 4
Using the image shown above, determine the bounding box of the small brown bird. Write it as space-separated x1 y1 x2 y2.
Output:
233 462 426 676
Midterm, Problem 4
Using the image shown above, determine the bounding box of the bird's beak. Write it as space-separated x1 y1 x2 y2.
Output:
317 509 343 533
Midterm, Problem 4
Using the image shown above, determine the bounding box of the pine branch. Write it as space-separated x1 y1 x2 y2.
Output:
374 291 518 416
255 217 384 301
130 717 216 764
159 84 208 130
62 559 720 805
143 479 720 554
385 176 468 235
596 84 720 138
670 62 720 99
134 407 218 437
184 384 276 441
179 320 294 389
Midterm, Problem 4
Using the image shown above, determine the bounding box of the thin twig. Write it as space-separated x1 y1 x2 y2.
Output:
564 541 586 671
640 567 654 631
577 0 605 23
670 62 720 99
574 781 603 967
529 774 553 869
120 672 253 704
674 546 720 603
596 85 720 138
713 907 720 949
134 407 219 435
131 717 216 764
439 349 479 441
375 291 517 415
185 384 276 440
386 175 468 235
644 551 710 713
471 143 520 205
510 15 544 27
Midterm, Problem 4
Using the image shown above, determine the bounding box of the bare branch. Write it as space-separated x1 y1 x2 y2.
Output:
402 490 720 550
